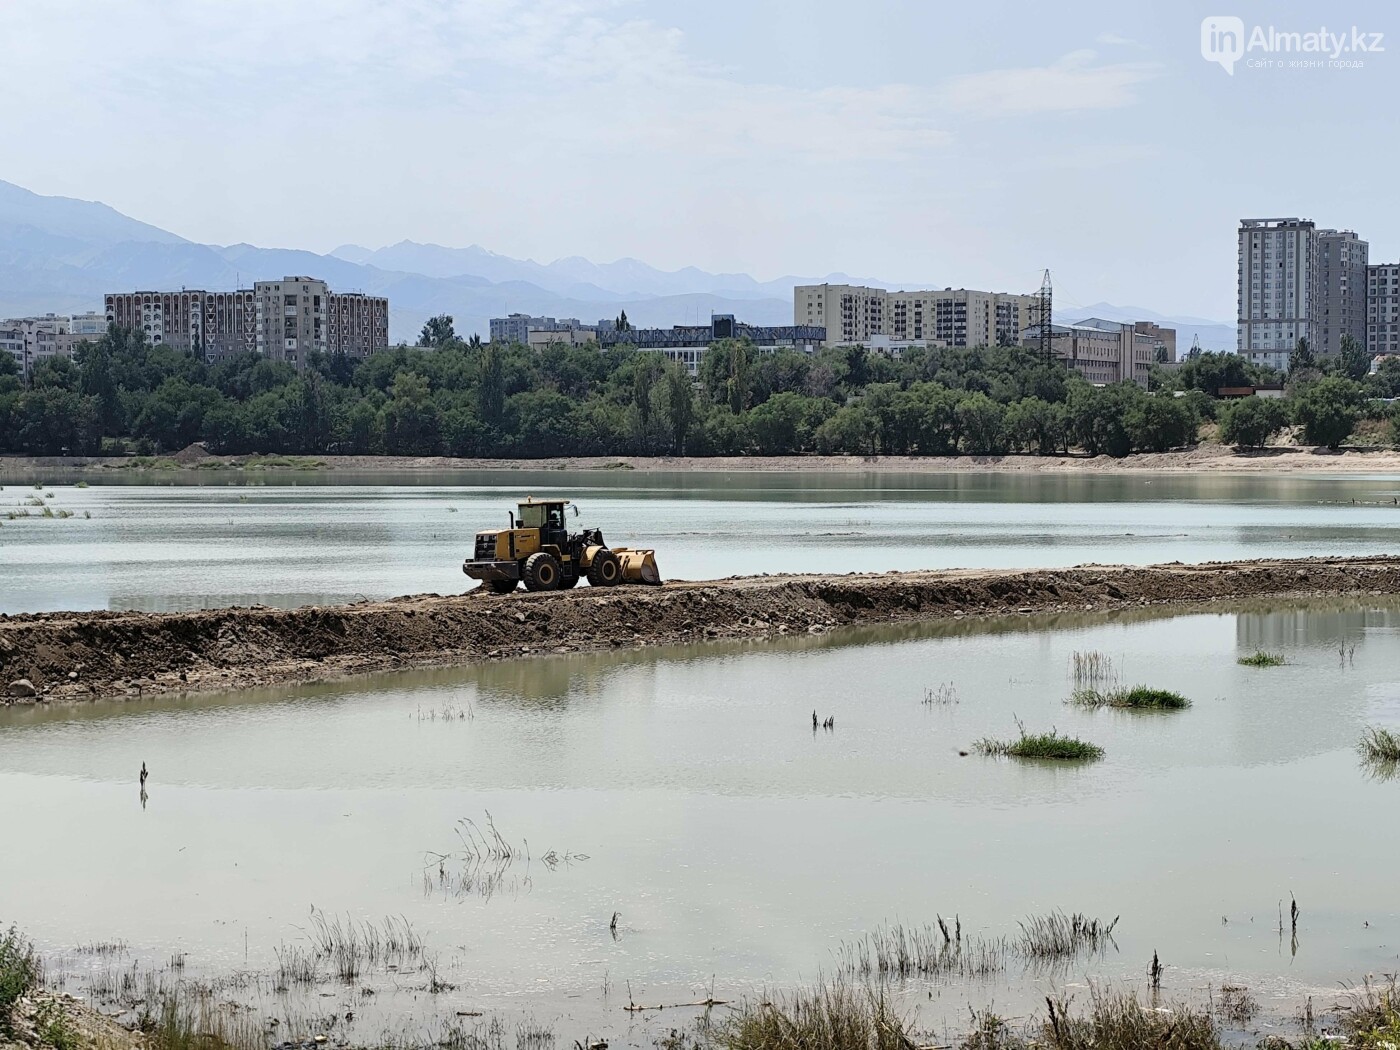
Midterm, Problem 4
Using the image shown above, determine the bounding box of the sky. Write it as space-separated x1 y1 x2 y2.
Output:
2 0 1396 320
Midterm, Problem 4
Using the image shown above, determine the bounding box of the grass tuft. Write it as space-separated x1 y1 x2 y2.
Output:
719 981 911 1050
1358 726 1400 763
975 723 1104 761
1238 651 1286 667
1070 685 1192 710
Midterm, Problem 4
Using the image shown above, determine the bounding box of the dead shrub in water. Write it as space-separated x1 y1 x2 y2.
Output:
922 683 959 706
719 981 912 1050
1213 984 1258 1027
1017 912 1119 960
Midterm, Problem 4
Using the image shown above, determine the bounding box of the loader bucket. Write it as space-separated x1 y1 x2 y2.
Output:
613 547 662 585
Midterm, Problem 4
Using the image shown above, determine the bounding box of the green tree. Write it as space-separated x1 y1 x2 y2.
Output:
382 371 442 455
477 343 506 429
1339 334 1372 381
954 392 1008 454
663 363 696 454
1289 337 1316 375
1125 393 1198 452
1005 397 1067 455
1291 376 1363 448
1218 396 1289 448
419 314 456 348
747 392 833 454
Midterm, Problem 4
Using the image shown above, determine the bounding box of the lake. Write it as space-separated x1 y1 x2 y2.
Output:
2 600 1398 1043
5 468 1400 614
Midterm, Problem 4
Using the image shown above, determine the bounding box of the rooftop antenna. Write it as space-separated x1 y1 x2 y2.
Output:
1031 268 1053 363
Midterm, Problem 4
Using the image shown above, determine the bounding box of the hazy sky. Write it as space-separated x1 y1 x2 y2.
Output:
3 0 1395 318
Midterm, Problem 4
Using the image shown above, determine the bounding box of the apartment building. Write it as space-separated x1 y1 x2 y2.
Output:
1236 217 1367 366
489 313 598 344
1367 263 1400 356
1316 229 1368 355
794 284 1035 349
1026 319 1156 388
106 290 257 358
106 278 388 366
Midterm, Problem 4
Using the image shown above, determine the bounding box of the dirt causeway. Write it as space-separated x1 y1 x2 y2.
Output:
3 557 1400 704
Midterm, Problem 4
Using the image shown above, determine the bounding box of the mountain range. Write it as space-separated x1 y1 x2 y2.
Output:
0 178 1234 349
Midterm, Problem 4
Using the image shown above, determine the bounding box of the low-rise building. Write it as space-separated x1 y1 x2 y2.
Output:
597 314 825 376
1024 318 1156 387
1134 321 1177 363
794 283 1037 348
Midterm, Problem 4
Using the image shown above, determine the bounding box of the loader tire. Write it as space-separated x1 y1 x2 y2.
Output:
523 552 562 592
587 550 622 587
488 579 517 594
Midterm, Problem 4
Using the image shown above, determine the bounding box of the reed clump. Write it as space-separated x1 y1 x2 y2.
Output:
1017 912 1119 960
306 910 425 983
718 981 911 1050
1238 651 1286 667
976 724 1104 761
1358 726 1400 763
840 919 1007 978
1070 651 1117 689
1069 686 1191 711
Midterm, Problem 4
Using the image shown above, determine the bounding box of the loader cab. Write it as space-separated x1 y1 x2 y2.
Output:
517 498 570 549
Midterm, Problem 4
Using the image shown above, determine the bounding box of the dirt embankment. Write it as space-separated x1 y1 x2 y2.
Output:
3 557 1400 705
9 444 1400 476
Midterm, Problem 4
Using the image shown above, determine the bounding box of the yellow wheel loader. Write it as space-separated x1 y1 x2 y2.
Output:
462 498 662 594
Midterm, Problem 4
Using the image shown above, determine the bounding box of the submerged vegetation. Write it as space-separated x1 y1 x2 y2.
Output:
975 724 1104 761
1238 651 1286 667
1069 685 1192 710
1070 651 1116 690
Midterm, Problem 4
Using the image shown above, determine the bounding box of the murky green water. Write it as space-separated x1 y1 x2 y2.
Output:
4 469 1400 613
2 601 1398 1041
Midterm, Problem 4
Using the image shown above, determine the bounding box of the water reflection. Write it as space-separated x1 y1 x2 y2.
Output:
8 472 1400 614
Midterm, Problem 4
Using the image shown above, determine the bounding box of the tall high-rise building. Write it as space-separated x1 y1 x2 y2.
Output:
1236 217 1366 366
1316 229 1368 356
794 284 1035 348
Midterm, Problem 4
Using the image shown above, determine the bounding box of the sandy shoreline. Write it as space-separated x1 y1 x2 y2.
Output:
8 444 1400 476
4 556 1399 705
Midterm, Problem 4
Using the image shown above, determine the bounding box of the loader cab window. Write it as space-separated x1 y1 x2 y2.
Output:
546 506 564 530
517 504 545 529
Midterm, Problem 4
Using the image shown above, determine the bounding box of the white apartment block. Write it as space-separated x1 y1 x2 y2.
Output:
794 284 1035 349
1236 217 1366 366
1367 263 1400 356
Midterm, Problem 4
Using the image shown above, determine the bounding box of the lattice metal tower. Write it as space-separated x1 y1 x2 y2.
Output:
1030 269 1053 363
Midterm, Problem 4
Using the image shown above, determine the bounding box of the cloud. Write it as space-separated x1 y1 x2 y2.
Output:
938 50 1161 117
1095 31 1141 46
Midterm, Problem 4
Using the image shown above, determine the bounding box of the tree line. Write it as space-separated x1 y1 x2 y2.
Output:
1 322 1396 459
